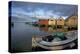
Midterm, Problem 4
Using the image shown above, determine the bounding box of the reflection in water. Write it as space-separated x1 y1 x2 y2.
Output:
39 27 48 32
48 27 56 32
11 23 51 52
11 22 77 52
39 27 66 33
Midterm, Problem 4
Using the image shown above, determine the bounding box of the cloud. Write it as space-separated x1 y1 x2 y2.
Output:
11 1 78 21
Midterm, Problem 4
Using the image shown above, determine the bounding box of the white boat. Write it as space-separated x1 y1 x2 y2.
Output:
32 30 78 50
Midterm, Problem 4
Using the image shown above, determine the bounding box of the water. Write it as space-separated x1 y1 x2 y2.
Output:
11 22 77 52
11 22 50 52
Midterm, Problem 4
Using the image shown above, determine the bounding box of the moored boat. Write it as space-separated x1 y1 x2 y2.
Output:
32 30 78 50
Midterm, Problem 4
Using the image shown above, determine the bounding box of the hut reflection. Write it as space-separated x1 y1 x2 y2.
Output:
39 27 65 33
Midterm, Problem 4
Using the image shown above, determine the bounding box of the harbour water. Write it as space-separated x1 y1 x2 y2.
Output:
11 22 77 52
11 22 50 52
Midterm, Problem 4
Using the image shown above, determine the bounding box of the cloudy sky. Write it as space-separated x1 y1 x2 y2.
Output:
9 1 78 21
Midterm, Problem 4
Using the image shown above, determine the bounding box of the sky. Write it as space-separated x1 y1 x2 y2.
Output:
9 1 78 22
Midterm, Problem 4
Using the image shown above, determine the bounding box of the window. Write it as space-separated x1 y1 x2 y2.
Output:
51 20 53 21
60 19 62 21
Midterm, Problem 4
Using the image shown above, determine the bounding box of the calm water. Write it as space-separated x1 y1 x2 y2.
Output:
11 22 77 52
11 22 50 52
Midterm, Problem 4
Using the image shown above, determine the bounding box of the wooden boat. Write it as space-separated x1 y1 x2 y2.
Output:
32 30 78 50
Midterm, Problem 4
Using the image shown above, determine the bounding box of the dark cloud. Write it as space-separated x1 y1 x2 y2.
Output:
10 1 78 20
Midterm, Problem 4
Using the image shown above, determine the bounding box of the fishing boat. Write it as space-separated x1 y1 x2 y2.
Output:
32 30 77 50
